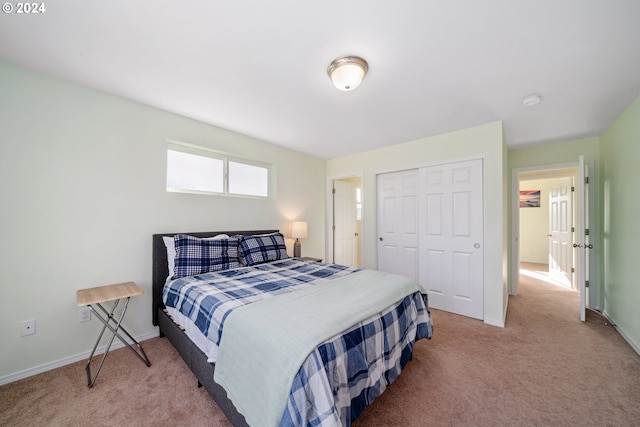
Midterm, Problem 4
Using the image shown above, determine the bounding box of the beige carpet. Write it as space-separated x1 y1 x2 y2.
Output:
2 263 639 426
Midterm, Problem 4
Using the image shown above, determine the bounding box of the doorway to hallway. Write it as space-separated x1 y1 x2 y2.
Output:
519 171 578 290
328 175 362 268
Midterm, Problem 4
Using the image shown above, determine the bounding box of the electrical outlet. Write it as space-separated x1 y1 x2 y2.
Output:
79 307 91 323
20 319 36 337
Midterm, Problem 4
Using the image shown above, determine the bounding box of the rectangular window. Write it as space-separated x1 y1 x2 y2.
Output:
228 161 269 197
167 149 224 193
167 142 271 197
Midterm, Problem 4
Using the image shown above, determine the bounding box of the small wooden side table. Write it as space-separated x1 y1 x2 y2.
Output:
77 281 151 388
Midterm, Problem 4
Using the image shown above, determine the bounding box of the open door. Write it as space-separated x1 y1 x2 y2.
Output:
577 155 590 321
333 180 358 267
548 177 573 287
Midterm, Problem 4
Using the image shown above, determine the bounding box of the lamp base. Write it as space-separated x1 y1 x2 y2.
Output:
293 239 301 258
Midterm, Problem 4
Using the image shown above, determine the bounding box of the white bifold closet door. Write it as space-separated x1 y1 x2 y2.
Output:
377 159 484 320
376 169 420 283
419 159 483 320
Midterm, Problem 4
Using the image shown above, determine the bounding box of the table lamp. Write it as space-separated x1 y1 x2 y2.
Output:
290 221 308 258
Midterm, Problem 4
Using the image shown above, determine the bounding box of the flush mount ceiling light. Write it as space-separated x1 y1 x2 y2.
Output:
522 93 542 107
327 56 368 91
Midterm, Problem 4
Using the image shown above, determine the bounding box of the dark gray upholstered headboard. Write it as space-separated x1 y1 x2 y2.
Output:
152 230 279 326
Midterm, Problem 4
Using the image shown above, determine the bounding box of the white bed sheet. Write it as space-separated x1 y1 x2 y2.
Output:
165 305 219 362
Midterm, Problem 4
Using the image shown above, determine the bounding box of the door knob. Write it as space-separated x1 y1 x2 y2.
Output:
586 244 593 249
379 237 383 241
573 243 583 248
474 243 480 249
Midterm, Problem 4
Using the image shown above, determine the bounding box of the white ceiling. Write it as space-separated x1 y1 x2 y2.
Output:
1 0 639 159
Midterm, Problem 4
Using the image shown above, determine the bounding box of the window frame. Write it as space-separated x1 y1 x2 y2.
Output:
166 141 272 198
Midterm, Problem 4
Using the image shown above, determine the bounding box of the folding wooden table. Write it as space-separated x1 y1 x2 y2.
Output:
76 281 151 387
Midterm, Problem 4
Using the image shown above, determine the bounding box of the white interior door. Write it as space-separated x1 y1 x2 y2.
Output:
419 159 484 320
548 177 573 287
333 180 357 267
376 170 419 282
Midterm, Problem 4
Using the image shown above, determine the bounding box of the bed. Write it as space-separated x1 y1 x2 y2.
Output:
152 230 432 427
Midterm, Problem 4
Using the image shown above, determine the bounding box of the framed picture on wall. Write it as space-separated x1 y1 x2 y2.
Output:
519 190 541 208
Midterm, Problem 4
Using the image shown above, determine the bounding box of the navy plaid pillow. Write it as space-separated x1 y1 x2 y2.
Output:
173 235 240 279
236 232 288 266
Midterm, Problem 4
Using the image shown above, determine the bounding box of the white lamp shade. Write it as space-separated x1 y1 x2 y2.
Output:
290 221 308 239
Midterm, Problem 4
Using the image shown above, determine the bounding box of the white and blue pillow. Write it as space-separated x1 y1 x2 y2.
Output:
173 234 240 279
236 232 288 266
163 234 230 278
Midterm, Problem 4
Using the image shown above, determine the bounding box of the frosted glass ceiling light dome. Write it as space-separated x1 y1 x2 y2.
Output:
327 56 368 91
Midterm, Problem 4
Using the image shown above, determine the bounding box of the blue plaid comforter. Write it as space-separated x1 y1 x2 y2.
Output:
163 258 432 426
163 258 358 346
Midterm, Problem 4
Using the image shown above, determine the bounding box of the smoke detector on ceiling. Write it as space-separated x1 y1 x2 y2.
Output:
522 94 542 107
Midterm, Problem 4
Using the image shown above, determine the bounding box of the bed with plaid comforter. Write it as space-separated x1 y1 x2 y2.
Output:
163 258 432 426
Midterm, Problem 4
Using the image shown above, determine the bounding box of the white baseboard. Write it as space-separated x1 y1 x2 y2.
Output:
0 330 158 386
601 311 640 356
484 317 506 328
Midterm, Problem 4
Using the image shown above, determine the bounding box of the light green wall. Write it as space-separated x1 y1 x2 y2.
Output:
519 179 552 264
600 95 640 352
509 138 600 169
327 121 508 326
0 61 326 380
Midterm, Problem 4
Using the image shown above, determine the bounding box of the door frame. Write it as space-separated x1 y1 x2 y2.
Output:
511 161 597 307
326 172 363 266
